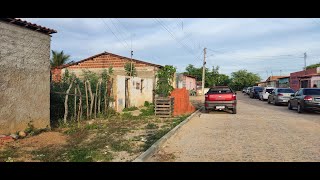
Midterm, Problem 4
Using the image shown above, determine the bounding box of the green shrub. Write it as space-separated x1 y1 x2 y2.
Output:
140 105 154 116
144 101 153 107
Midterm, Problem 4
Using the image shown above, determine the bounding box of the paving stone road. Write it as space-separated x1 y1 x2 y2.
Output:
146 93 320 162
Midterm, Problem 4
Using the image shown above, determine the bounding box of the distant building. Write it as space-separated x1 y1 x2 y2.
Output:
265 76 288 87
51 51 163 112
176 73 197 90
290 67 320 91
278 76 290 88
256 81 267 87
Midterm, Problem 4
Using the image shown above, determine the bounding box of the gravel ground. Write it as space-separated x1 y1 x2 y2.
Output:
146 92 320 162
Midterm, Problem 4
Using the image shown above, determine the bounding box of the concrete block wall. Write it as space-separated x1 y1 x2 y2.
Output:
0 21 51 134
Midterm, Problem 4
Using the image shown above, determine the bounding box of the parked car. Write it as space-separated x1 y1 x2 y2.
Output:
288 88 320 113
246 87 252 95
258 87 275 101
249 86 263 99
204 86 237 114
242 87 248 93
268 88 295 105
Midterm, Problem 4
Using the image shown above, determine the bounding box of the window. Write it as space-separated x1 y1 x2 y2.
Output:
304 89 320 95
207 87 232 94
297 89 303 96
278 88 295 93
266 89 274 93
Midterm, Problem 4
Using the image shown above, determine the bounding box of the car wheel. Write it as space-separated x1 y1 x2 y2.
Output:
232 107 237 114
297 104 303 113
288 102 293 110
274 99 278 106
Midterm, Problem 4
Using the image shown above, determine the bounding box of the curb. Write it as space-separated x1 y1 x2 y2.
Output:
133 107 203 162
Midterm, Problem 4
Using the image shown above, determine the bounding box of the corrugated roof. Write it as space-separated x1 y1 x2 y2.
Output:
54 51 163 69
0 18 57 35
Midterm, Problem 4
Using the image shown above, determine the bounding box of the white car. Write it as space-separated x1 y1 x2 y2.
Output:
259 87 275 101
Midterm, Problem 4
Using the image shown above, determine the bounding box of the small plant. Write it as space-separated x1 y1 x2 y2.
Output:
122 106 138 112
145 123 158 129
140 105 154 116
144 101 152 107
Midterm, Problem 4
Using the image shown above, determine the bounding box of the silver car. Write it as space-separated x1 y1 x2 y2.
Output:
268 88 295 105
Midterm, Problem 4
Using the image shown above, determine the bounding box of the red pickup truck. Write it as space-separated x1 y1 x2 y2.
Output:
204 86 237 114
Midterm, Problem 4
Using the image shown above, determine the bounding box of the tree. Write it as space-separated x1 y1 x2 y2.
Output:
306 62 320 70
50 50 71 68
124 62 137 77
184 65 231 88
184 64 206 81
229 70 261 91
156 65 176 97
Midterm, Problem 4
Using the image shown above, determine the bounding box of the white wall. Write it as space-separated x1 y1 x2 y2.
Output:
116 75 153 112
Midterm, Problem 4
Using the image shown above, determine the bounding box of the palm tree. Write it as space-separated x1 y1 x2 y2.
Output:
50 50 71 68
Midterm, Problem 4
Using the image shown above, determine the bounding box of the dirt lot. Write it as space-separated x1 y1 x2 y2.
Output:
0 105 191 162
147 92 320 162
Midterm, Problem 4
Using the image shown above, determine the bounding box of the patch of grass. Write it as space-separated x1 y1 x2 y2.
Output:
143 128 171 150
110 140 132 152
0 148 18 162
121 112 134 119
123 106 138 112
145 123 158 129
24 121 50 137
67 147 94 162
84 123 100 130
142 115 190 151
140 105 154 116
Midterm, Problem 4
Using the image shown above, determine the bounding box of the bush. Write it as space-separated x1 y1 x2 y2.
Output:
144 101 152 107
140 105 154 116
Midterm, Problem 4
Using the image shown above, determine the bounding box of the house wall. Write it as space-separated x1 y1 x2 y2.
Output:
0 21 51 134
115 76 153 112
290 68 318 91
185 76 196 90
311 76 320 87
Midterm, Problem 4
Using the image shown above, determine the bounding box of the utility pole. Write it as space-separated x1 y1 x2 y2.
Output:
202 48 206 95
304 52 307 74
130 35 133 77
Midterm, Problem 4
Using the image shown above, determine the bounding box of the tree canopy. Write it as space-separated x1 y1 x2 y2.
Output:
229 70 261 91
184 64 231 87
50 50 71 68
306 62 320 70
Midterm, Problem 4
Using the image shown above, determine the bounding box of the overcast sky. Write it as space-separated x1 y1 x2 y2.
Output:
24 18 320 81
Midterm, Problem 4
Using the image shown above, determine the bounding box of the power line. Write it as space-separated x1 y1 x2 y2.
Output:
100 18 130 49
109 18 131 44
154 18 202 62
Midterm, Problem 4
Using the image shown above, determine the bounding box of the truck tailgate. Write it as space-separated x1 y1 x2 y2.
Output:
207 93 234 101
